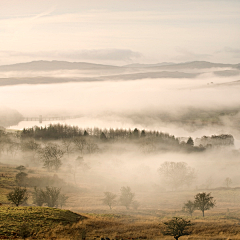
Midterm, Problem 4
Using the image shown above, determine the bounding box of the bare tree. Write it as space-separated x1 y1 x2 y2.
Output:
119 186 135 210
39 143 64 171
86 141 99 154
73 137 86 156
158 162 196 190
21 138 40 159
194 192 216 217
102 192 117 209
61 138 74 157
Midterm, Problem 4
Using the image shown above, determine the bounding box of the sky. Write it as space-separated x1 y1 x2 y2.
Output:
0 0 240 65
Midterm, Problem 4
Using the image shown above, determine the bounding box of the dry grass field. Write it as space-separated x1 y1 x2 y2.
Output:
1 155 240 239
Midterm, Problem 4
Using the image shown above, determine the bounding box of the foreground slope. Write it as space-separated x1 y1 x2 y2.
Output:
0 206 86 238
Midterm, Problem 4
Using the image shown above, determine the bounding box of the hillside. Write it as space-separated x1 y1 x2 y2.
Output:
0 206 86 238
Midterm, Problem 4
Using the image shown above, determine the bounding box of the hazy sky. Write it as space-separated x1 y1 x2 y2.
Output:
0 0 240 65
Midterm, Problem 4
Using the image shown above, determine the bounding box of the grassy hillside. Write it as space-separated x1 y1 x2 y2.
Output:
0 206 86 239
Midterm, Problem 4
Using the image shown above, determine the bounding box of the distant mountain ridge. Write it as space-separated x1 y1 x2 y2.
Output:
0 60 239 71
0 60 239 87
0 60 119 71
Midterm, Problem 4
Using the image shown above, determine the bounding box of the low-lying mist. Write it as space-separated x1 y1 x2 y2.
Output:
1 74 240 140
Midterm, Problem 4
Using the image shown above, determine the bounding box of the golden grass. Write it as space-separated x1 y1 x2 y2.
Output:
39 213 240 240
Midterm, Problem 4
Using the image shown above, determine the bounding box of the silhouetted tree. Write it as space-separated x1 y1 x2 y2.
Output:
162 217 192 240
186 137 194 146
39 144 64 171
100 132 107 140
133 128 139 138
84 130 89 136
7 187 28 206
194 192 215 217
140 130 146 137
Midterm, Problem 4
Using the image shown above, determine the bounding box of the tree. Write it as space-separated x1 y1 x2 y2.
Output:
119 186 135 210
15 172 28 186
86 141 99 154
58 194 69 208
73 137 86 156
61 138 73 157
132 128 139 138
100 132 107 140
32 186 61 207
41 186 61 207
186 137 194 146
225 177 232 188
194 192 215 217
158 162 196 190
39 144 64 171
132 200 140 210
16 165 26 172
102 192 117 209
140 130 146 137
182 200 196 217
32 187 45 206
7 187 28 206
21 138 40 159
140 137 157 154
162 217 192 240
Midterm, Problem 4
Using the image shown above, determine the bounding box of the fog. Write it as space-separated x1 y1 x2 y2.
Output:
1 66 240 211
1 75 240 114
2 73 240 137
